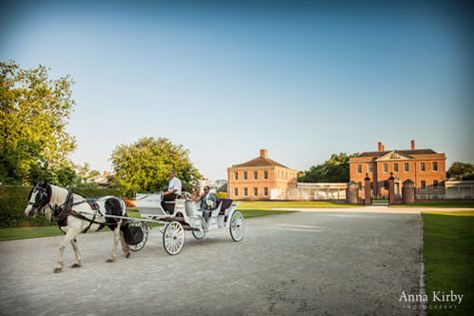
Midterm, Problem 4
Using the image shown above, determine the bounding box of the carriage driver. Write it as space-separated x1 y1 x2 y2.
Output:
161 170 182 213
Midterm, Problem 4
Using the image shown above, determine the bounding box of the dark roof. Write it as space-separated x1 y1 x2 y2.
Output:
233 156 291 169
358 149 437 158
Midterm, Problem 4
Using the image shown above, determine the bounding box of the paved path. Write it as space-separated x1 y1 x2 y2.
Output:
0 210 422 315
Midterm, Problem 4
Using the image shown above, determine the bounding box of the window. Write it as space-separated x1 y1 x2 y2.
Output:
433 180 439 190
368 164 373 173
394 163 399 173
420 162 426 172
433 162 438 171
234 172 238 180
404 163 409 172
264 187 268 196
234 188 238 196
357 164 362 173
244 171 248 180
421 180 426 190
264 171 268 179
254 171 258 179
383 181 389 190
383 163 388 173
357 182 362 190
254 187 258 196
244 187 248 196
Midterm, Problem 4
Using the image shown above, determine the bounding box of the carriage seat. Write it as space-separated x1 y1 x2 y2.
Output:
216 199 233 215
209 201 224 219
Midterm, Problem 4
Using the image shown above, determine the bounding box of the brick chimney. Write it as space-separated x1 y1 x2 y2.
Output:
260 149 268 158
410 140 416 150
377 142 383 152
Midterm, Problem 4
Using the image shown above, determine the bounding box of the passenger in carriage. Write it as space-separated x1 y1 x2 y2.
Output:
185 185 217 221
161 170 182 213
200 186 217 222
189 186 202 202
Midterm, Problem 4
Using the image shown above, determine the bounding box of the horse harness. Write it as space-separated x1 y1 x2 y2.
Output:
52 192 108 233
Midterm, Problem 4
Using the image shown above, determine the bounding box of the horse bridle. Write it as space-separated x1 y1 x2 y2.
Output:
28 185 51 213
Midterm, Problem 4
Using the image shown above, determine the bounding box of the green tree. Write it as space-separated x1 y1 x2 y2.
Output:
111 137 201 195
0 61 77 185
76 162 100 183
298 153 356 183
447 161 474 180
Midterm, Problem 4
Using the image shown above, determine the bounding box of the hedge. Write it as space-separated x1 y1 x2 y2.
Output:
0 185 121 228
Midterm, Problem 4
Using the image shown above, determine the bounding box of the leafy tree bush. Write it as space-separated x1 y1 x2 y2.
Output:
0 61 77 185
111 137 201 195
298 153 357 183
447 162 474 180
0 184 122 228
0 185 50 227
217 192 227 199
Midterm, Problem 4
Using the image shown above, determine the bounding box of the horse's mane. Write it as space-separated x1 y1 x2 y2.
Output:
44 185 69 221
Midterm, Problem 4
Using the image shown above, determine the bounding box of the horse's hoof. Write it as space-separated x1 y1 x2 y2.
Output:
53 267 62 273
71 263 81 268
106 259 114 263
125 253 131 258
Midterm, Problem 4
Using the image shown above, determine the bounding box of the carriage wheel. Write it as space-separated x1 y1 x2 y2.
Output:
192 230 206 240
129 221 149 252
229 211 244 242
163 221 185 255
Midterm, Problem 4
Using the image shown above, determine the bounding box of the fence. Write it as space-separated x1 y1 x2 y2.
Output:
270 183 347 200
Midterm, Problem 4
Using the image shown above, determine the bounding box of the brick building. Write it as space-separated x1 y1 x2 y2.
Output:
349 141 446 199
227 149 297 200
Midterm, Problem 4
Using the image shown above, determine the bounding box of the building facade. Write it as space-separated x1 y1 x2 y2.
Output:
227 149 297 200
349 140 446 199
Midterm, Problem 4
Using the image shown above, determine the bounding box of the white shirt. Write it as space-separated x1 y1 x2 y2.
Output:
168 176 182 195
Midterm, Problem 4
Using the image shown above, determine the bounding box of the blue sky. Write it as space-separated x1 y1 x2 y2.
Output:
1 0 473 179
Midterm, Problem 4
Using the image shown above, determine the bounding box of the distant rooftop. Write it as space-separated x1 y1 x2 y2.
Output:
232 149 292 169
355 140 439 158
358 149 437 158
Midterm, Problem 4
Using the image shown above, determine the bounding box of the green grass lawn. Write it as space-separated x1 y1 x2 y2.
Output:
0 209 296 241
422 211 474 315
0 226 66 241
238 200 357 210
240 209 296 218
396 200 474 208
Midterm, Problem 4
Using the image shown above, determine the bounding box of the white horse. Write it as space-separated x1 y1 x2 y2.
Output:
24 183 131 273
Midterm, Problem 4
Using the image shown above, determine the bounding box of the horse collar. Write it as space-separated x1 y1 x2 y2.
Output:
53 192 74 226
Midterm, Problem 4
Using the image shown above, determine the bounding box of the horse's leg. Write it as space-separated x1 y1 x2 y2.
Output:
54 229 78 273
70 239 82 268
120 230 131 258
106 224 120 263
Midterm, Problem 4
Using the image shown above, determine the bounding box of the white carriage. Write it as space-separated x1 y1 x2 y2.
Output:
127 192 245 255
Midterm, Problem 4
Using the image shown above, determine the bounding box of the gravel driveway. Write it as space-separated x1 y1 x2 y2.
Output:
0 210 422 315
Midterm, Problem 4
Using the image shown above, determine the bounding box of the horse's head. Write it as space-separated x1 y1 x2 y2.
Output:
24 183 52 217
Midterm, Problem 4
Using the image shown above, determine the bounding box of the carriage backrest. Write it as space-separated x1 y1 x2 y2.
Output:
217 199 233 215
